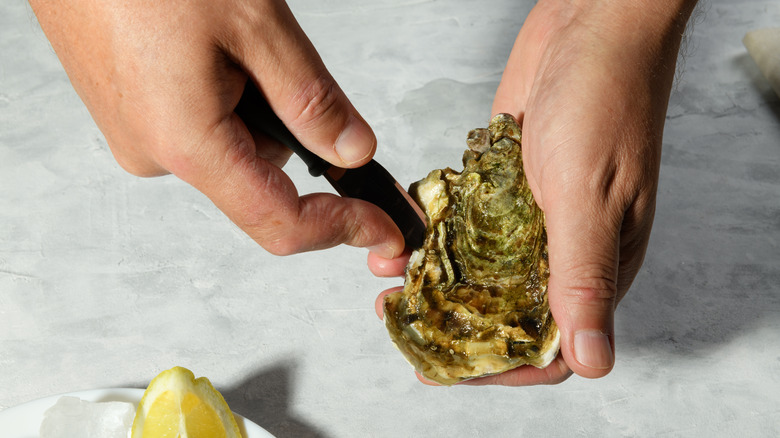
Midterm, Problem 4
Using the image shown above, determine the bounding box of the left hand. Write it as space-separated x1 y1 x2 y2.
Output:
370 0 699 385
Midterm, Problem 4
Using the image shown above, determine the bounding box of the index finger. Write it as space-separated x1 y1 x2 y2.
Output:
169 112 405 258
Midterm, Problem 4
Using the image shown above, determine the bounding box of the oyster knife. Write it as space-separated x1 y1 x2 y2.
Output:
235 81 426 249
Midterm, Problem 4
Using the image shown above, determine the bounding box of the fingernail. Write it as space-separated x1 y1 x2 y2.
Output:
368 243 397 260
574 330 614 370
334 116 375 165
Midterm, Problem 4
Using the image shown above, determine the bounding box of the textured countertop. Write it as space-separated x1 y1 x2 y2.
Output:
2 0 779 436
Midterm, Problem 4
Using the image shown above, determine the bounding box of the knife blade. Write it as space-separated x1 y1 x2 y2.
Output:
235 81 426 250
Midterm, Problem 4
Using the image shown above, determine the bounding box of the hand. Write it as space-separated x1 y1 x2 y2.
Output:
371 0 698 384
29 0 405 258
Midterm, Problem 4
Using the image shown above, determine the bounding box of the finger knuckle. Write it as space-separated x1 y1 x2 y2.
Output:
544 358 574 385
339 201 383 247
343 210 370 244
160 115 255 184
287 74 342 132
263 237 303 257
246 216 306 257
112 154 152 177
246 201 307 257
250 215 305 256
561 283 617 308
106 140 167 178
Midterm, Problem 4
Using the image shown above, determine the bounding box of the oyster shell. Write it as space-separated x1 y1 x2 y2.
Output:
384 114 560 385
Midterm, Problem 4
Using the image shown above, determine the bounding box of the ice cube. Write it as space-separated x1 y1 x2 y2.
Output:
39 396 136 438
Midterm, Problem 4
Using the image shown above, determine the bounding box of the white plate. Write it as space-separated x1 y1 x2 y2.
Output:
0 388 274 438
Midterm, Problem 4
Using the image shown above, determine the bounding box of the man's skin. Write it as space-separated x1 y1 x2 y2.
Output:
29 0 699 385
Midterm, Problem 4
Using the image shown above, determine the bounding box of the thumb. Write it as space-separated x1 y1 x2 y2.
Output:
545 194 620 379
231 1 375 169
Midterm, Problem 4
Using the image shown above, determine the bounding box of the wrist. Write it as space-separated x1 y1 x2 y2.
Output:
538 0 699 92
564 0 699 46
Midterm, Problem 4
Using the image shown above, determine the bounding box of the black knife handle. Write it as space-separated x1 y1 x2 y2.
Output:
235 81 331 177
234 80 426 249
331 160 426 249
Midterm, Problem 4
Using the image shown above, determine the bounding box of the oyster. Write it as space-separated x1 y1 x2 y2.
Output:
384 114 559 385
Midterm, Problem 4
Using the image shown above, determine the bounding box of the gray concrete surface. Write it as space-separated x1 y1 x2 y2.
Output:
2 0 779 436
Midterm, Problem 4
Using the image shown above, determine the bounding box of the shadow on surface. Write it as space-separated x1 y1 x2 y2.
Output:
617 254 780 358
222 362 328 438
614 47 780 360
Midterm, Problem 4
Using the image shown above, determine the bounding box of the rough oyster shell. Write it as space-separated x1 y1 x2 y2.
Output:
384 114 560 385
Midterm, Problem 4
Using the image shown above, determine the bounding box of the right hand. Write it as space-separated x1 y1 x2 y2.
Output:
29 0 405 258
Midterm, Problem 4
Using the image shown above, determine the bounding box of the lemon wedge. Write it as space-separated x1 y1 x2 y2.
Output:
131 366 242 438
